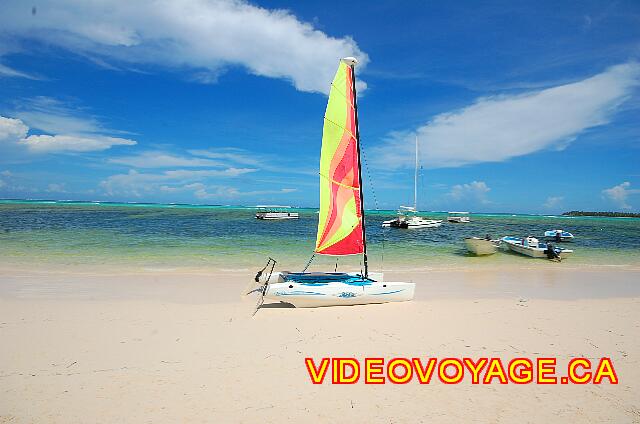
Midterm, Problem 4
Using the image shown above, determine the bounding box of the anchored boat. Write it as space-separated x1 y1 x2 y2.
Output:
543 229 574 242
501 236 573 259
382 136 442 229
447 211 470 223
464 237 500 256
249 58 415 310
255 205 299 220
382 207 442 229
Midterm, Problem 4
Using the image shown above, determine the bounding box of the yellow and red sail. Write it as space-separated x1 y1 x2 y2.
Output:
315 60 364 256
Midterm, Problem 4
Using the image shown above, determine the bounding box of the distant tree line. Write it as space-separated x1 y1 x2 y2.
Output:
562 211 640 218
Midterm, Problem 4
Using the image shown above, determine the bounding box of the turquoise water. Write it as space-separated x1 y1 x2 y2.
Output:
1 200 639 271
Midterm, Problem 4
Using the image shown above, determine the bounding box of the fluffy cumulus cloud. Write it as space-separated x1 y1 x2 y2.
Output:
0 0 368 93
602 182 639 209
0 116 28 141
447 181 490 204
0 98 137 154
375 63 640 169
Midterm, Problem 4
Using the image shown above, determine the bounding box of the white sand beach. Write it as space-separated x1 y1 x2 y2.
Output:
1 265 639 423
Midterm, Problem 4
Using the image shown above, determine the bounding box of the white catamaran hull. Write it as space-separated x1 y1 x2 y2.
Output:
256 271 414 308
264 280 415 308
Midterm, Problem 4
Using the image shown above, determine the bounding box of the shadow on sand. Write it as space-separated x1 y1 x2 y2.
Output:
260 301 295 309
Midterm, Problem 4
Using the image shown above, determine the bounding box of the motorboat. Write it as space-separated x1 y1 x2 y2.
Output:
501 236 573 259
255 206 299 220
464 237 500 256
248 58 415 310
448 211 470 223
543 229 574 242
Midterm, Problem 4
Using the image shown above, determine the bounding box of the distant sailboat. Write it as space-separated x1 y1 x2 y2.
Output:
382 136 442 229
250 58 415 309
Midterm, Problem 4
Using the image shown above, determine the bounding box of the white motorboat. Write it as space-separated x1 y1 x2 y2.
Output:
255 206 299 220
464 237 500 256
382 137 442 229
249 58 415 310
448 211 470 223
543 229 574 242
501 236 573 259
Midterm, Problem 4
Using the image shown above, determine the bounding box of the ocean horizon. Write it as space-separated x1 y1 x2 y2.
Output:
2 199 639 272
2 198 639 219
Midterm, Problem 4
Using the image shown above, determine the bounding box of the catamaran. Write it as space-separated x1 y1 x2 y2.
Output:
381 136 442 229
249 58 415 310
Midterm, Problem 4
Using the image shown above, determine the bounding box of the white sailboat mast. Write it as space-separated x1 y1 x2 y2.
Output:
414 135 418 211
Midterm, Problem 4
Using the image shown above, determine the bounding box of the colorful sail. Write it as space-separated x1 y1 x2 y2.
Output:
315 59 364 256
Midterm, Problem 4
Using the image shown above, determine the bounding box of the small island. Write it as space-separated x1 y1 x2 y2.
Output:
562 211 640 218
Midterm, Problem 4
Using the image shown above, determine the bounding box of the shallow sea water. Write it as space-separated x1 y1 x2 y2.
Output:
1 200 639 272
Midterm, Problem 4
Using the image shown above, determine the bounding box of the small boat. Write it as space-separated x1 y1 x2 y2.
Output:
255 206 299 220
543 229 574 242
464 237 500 256
501 236 573 259
382 137 442 229
448 211 470 223
249 58 415 310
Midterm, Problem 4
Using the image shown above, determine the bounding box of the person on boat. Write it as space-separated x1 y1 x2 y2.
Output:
545 243 561 261
555 230 562 243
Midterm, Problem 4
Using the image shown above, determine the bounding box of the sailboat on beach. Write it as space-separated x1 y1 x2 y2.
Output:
381 136 442 229
249 57 415 309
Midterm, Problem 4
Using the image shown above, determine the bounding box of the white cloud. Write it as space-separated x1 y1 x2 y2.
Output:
375 63 640 169
21 134 136 153
543 196 564 209
109 151 224 168
0 62 39 79
0 0 368 93
183 182 298 199
13 97 104 134
0 116 28 141
188 148 261 166
447 181 490 204
46 183 66 193
100 167 256 197
602 182 639 209
1 98 137 154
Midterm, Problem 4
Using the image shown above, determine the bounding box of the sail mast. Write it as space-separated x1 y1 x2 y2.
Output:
414 135 418 211
350 62 368 278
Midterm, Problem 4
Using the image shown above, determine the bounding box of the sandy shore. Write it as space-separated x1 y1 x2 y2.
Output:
1 265 639 423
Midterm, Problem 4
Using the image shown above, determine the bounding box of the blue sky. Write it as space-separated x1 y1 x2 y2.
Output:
0 0 639 213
